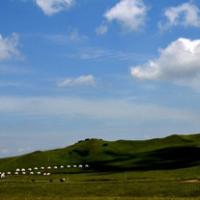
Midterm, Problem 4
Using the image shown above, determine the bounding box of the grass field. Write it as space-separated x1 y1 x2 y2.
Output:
1 134 200 199
2 134 200 172
1 167 200 200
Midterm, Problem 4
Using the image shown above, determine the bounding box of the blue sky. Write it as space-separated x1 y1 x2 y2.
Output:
1 0 200 157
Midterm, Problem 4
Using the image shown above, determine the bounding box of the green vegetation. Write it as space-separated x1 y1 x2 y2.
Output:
1 133 200 199
1 133 200 171
1 168 200 199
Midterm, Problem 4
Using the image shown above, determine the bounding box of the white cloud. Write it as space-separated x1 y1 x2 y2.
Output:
1 95 200 154
0 96 197 123
160 2 200 30
67 30 87 42
57 75 96 87
0 65 29 75
0 147 9 155
43 30 88 45
104 0 147 32
68 47 149 62
35 0 74 16
0 33 20 61
131 38 200 88
0 81 21 87
96 25 108 35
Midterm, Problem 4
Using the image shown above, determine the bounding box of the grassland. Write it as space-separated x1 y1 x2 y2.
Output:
1 134 200 199
1 166 200 199
1 134 200 172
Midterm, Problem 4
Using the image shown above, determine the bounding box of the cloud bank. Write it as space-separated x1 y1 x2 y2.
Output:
0 96 197 123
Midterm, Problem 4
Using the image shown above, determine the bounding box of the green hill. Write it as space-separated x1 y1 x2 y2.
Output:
1 133 200 172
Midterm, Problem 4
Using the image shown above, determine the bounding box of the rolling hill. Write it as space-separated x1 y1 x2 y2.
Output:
1 133 200 172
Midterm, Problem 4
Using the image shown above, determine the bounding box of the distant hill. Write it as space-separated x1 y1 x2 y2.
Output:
1 133 200 172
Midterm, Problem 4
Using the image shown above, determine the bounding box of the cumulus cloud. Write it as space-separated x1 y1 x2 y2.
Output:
104 0 147 32
131 38 200 88
0 33 20 61
160 2 200 30
57 75 96 87
35 0 74 16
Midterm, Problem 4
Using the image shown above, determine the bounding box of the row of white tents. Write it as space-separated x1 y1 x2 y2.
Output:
14 164 89 172
1 171 51 176
0 164 90 178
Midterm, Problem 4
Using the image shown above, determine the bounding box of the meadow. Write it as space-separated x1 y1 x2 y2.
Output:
1 135 200 199
1 166 200 200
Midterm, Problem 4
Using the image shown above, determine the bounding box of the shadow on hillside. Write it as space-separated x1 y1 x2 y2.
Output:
90 146 200 171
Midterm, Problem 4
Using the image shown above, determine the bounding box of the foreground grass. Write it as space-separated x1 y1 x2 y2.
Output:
1 198 200 200
1 168 200 200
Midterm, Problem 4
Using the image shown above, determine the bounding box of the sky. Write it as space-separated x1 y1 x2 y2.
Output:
1 0 200 157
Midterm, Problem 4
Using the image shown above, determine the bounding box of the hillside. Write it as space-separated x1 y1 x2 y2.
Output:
1 133 200 172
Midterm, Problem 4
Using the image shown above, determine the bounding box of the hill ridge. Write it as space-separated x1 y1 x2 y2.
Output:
0 133 200 172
